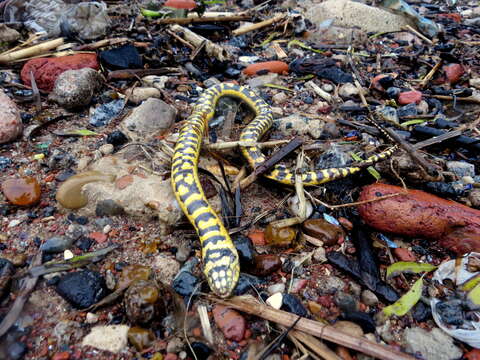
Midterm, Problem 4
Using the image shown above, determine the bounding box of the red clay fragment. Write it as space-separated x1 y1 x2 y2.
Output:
243 61 289 76
443 63 464 84
164 0 196 9
21 54 99 92
357 183 480 255
398 90 422 105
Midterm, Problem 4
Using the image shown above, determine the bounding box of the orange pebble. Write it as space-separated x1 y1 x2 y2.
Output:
243 61 289 76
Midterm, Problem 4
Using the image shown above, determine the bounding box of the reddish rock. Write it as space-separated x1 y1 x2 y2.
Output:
251 254 282 276
393 248 416 262
443 64 464 84
371 74 390 92
398 91 422 105
0 89 23 144
115 174 134 190
302 219 344 246
21 54 99 92
1 177 41 206
358 183 480 255
465 349 480 360
437 13 462 23
243 61 289 76
164 0 196 9
89 231 107 243
52 352 70 360
248 229 266 246
213 305 246 342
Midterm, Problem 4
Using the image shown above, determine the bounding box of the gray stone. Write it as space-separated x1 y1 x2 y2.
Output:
338 83 359 98
334 291 359 312
313 247 327 263
0 89 22 144
469 189 480 208
40 236 74 253
316 275 345 295
120 98 176 141
361 289 379 306
402 327 462 360
49 68 102 109
99 143 114 155
246 73 280 88
376 106 399 124
95 199 125 217
275 114 325 139
175 243 191 263
0 24 20 43
166 337 184 353
272 92 288 104
82 325 130 353
446 161 475 178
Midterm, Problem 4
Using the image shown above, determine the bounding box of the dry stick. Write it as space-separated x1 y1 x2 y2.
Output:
190 40 207 61
169 24 230 61
305 80 333 103
419 60 442 88
429 94 480 104
232 13 286 36
290 330 341 360
73 37 129 51
402 24 433 45
212 296 415 360
108 67 182 80
413 129 463 150
166 29 196 50
271 42 287 59
288 333 322 360
156 15 249 25
240 137 303 190
0 38 64 63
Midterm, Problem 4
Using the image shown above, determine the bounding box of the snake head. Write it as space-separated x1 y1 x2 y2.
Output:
203 246 240 298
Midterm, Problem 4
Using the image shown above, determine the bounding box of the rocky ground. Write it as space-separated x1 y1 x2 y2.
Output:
0 0 480 359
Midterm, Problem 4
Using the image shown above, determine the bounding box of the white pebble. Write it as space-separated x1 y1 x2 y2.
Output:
266 292 283 309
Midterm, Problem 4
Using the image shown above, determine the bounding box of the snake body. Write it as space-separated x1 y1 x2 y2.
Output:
171 83 397 297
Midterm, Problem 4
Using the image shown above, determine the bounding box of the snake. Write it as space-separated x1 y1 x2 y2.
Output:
171 83 397 297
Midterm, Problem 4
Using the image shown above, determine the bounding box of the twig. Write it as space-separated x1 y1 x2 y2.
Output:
402 25 433 45
305 80 333 103
290 330 341 360
197 304 214 345
210 296 415 360
166 29 195 50
419 60 442 88
413 129 462 149
429 94 480 104
232 13 286 36
0 38 64 63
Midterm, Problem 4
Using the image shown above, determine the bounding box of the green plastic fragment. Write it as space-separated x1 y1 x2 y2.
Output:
386 261 437 279
383 276 423 317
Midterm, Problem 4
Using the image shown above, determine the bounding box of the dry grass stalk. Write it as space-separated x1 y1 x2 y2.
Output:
232 13 286 36
0 38 64 64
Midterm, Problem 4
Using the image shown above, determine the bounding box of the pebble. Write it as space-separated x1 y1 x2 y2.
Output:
82 325 130 353
234 273 264 295
288 195 314 218
233 235 255 265
85 312 99 324
393 248 416 262
56 270 108 308
248 229 266 246
95 199 125 216
89 231 107 243
117 264 152 289
313 247 327 263
302 219 344 246
175 243 191 263
51 351 70 360
272 92 288 104
333 321 364 337
469 189 480 208
443 64 464 84
99 143 114 155
89 99 125 127
281 294 308 317
446 160 475 178
266 292 283 309
267 283 286 295
397 103 418 117
0 24 20 43
125 280 159 324
49 68 102 109
264 224 297 247
316 275 346 295
188 342 212 359
470 78 480 90
106 130 129 147
6 341 27 360
251 254 282 277
40 236 73 253
213 305 246 341
338 82 359 98
416 100 429 114
1 177 41 206
152 255 181 285
334 291 358 312
166 337 184 353
361 290 379 306
398 90 422 105
246 73 279 88
322 83 334 92
402 327 462 360
128 326 155 351
172 270 200 298
0 89 23 144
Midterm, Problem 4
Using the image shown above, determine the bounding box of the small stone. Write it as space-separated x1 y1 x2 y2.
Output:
393 248 416 262
313 247 327 263
246 73 279 88
470 78 480 90
266 292 283 309
398 91 422 105
338 83 359 98
333 321 364 337
416 100 429 114
376 106 399 124
188 342 212 359
0 24 20 43
281 294 308 317
64 250 74 260
49 68 102 109
175 243 191 263
234 273 264 295
103 225 111 234
117 264 152 289
6 341 27 360
106 130 129 147
152 255 180 285
397 103 418 117
213 305 246 342
99 143 114 155
40 236 73 253
172 271 200 298
251 254 282 277
272 92 288 104
302 219 344 246
288 195 313 218
124 280 159 324
248 229 266 246
82 325 130 353
469 189 480 208
85 312 99 324
443 64 464 84
203 77 221 88
264 224 297 247
166 337 184 353
446 160 475 178
334 291 358 312
322 83 334 92
56 270 108 308
233 235 255 265
361 290 379 306
0 89 23 144
51 351 70 360
1 177 41 206
267 283 286 295
402 327 462 360
316 275 346 295
128 326 155 351
89 231 107 243
371 74 392 92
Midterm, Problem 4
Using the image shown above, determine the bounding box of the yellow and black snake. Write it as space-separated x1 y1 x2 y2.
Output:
171 83 397 297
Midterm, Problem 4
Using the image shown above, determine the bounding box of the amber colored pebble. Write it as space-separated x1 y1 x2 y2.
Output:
243 61 289 76
264 224 297 247
128 326 155 351
1 177 41 206
117 264 152 289
251 254 282 277
302 219 344 246
248 229 266 246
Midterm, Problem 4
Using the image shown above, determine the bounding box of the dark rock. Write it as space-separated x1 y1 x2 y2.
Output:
42 206 56 217
0 258 15 299
341 311 376 334
106 130 128 147
436 299 463 325
234 273 263 295
6 341 27 360
386 87 401 99
76 236 93 252
40 236 73 253
397 103 417 118
250 254 282 277
412 301 431 322
95 199 125 216
188 342 212 360
125 280 160 324
100 44 143 70
281 294 308 317
76 216 88 225
56 169 76 182
334 291 359 312
89 99 124 127
172 271 200 298
55 270 108 308
0 156 12 171
233 235 255 266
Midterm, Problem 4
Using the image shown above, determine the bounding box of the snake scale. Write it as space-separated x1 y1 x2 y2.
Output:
171 83 397 297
